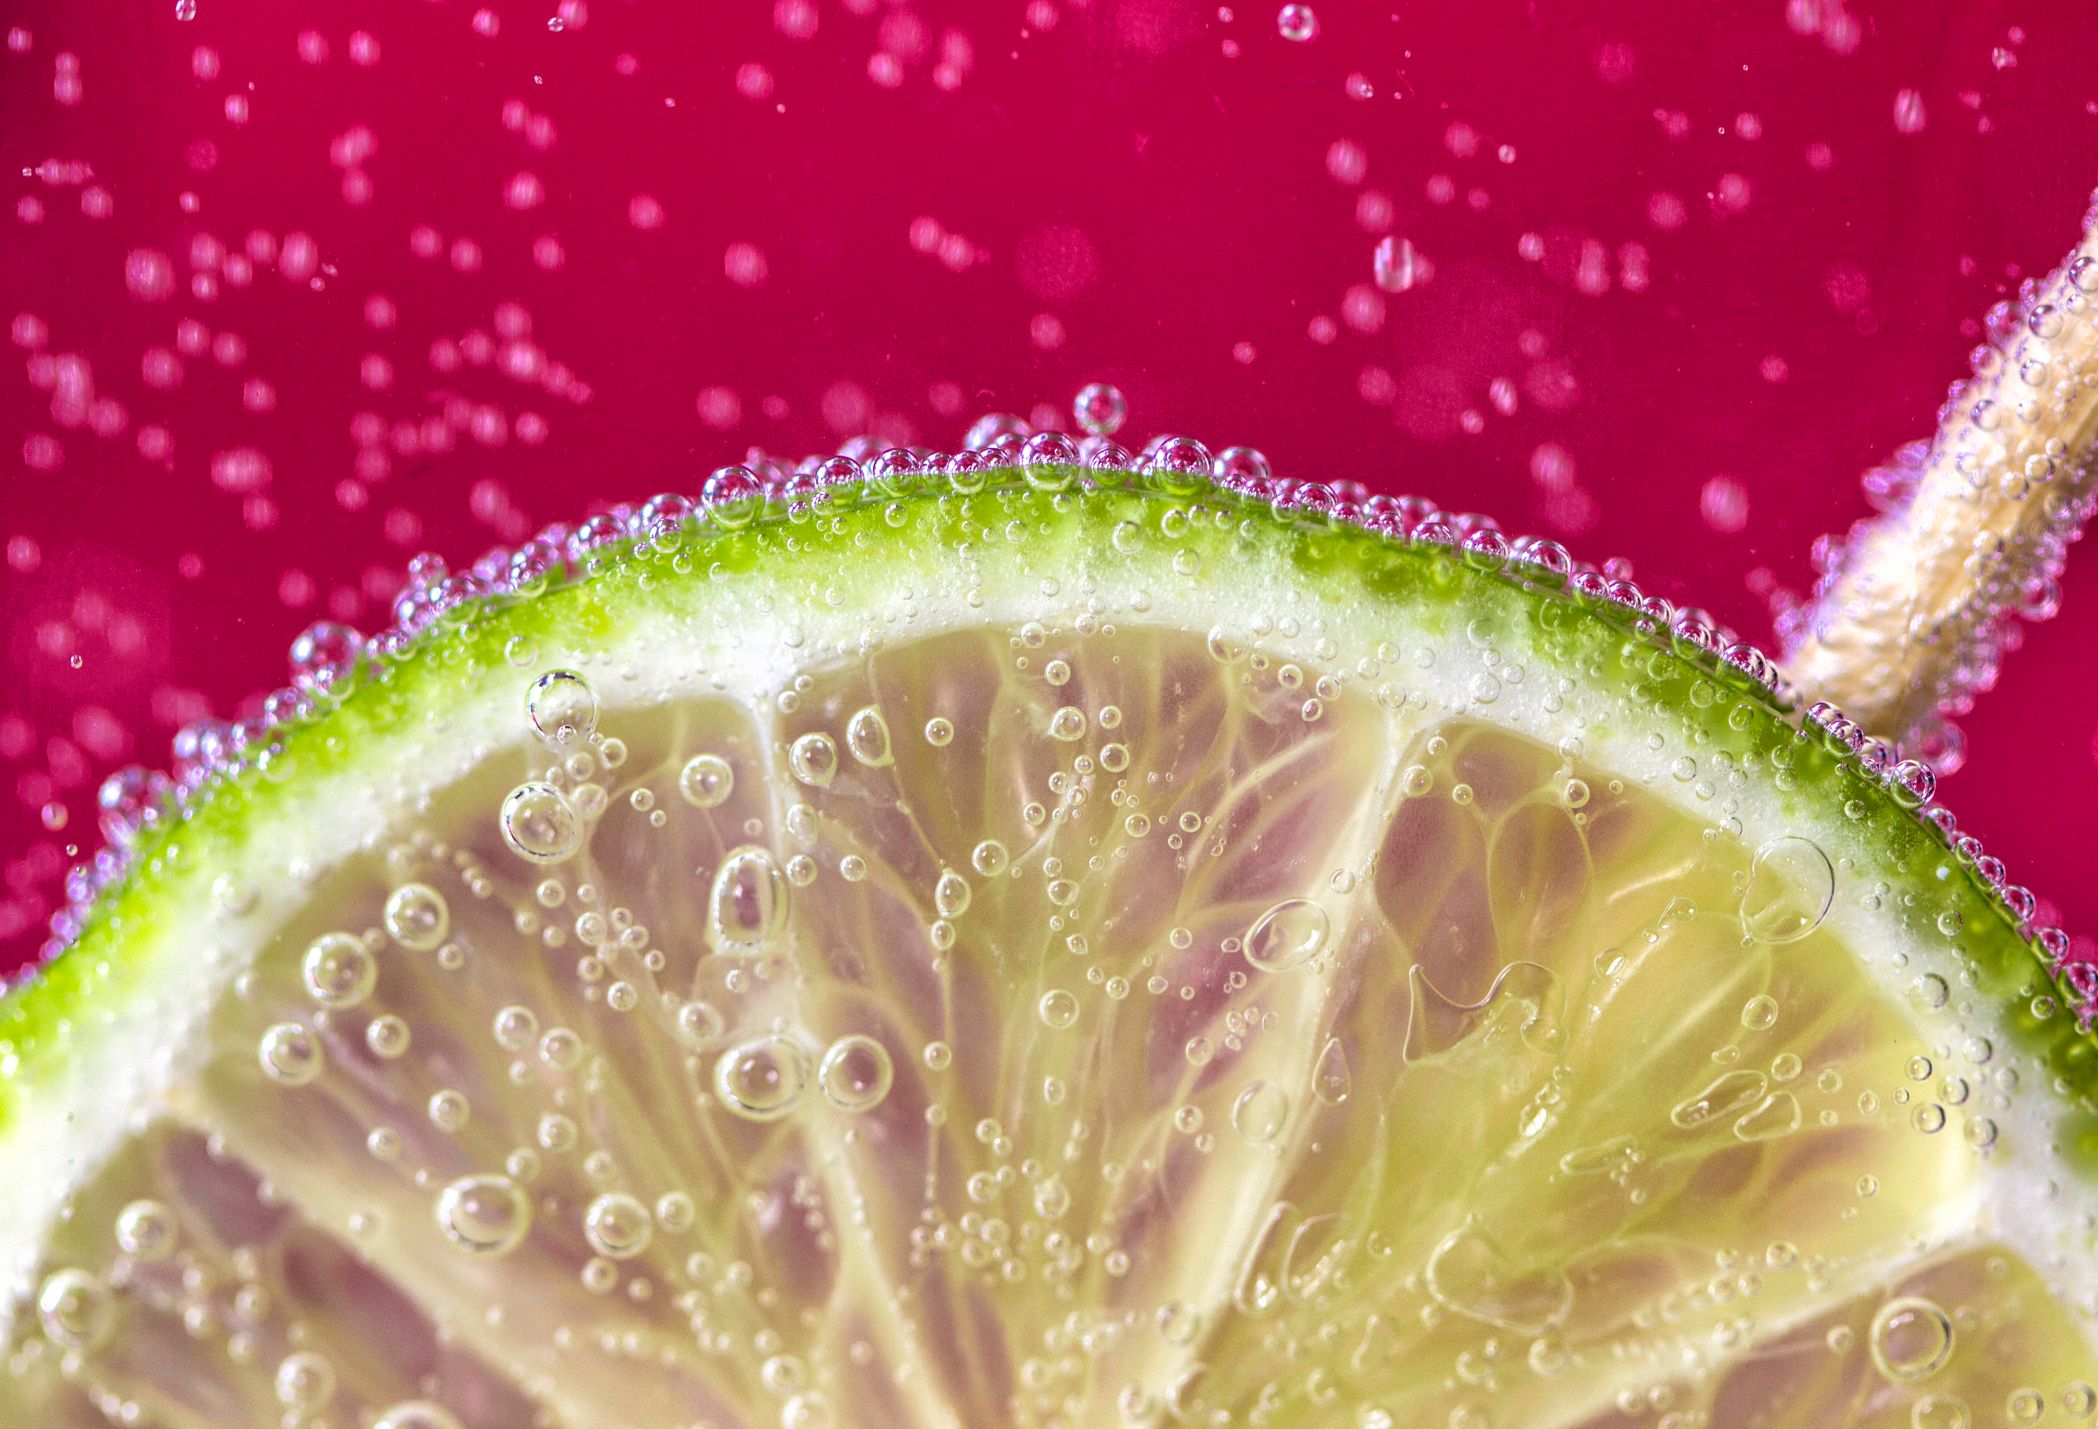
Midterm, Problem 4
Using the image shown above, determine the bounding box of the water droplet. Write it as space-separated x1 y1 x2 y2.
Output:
36 1268 112 1350
583 1191 653 1259
678 753 736 808
1232 1081 1290 1144
526 669 598 745
302 931 377 1007
788 732 838 787
114 1200 177 1260
1870 1296 1955 1381
500 782 583 863
845 706 893 766
1738 836 1834 943
715 1035 812 1120
274 1351 337 1412
1243 898 1330 972
1038 989 1080 1029
258 1023 324 1086
432 1175 528 1250
710 846 788 949
1311 1037 1351 1104
818 1034 894 1112
1073 382 1128 436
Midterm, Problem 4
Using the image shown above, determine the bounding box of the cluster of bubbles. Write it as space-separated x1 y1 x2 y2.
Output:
1786 238 2098 781
27 384 2096 1032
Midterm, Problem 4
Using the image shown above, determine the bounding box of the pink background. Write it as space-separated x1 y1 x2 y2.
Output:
5 0 2098 974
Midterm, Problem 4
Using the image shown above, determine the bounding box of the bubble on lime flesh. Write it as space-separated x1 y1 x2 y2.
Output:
2 465 2096 1428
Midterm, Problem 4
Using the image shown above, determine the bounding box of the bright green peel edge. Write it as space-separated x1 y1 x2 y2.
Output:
2 467 2093 1167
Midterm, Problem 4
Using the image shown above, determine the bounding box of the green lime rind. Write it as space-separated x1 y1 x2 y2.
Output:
2 466 2092 1167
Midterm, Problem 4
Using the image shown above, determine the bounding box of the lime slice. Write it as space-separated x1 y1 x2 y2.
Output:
4 456 2095 1428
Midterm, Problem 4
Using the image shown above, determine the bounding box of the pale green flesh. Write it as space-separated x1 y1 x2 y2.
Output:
2 477 2094 1428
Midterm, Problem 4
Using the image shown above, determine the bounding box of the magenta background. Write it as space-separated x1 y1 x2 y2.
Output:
6 0 2098 974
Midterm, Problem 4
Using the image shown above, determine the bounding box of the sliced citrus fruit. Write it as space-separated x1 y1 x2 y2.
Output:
3 454 2095 1428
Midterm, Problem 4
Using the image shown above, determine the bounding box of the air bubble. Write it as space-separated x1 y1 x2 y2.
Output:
584 1192 654 1259
1074 382 1128 436
1231 1081 1290 1144
114 1200 177 1260
303 931 377 1007
501 783 583 863
788 732 839 787
1047 706 1088 742
36 1269 114 1350
845 706 893 766
274 1351 338 1412
1738 836 1834 943
385 882 450 950
710 846 788 948
432 1175 528 1250
716 1035 812 1120
373 1402 465 1429
971 839 1010 876
818 1034 894 1112
1243 898 1330 972
258 1023 324 1086
679 753 735 807
1038 989 1080 1029
526 669 599 745
934 869 972 918
1869 1296 1955 1381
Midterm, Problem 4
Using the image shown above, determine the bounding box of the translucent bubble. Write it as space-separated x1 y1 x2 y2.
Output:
366 1014 411 1058
501 782 583 863
710 846 788 949
924 716 955 747
818 1034 895 1112
1073 382 1128 437
373 1402 466 1429
1910 1395 1969 1429
493 1005 540 1052
303 931 377 1007
526 668 599 745
1740 994 1780 1030
1739 836 1835 943
1038 989 1080 1029
1277 2 1319 41
1373 235 1420 293
788 732 838 788
37 1268 114 1349
1869 1296 1954 1382
1312 1037 1351 1104
115 1199 177 1260
275 1351 338 1412
972 839 1010 876
934 869 972 918
435 1174 532 1257
702 464 764 528
258 1022 324 1086
379 881 450 951
1047 706 1088 742
782 1392 834 1429
1243 898 1330 972
655 1191 696 1233
676 999 726 1045
715 1035 812 1120
679 753 735 808
845 706 893 766
584 1192 654 1259
1232 1081 1290 1144
427 1089 472 1132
